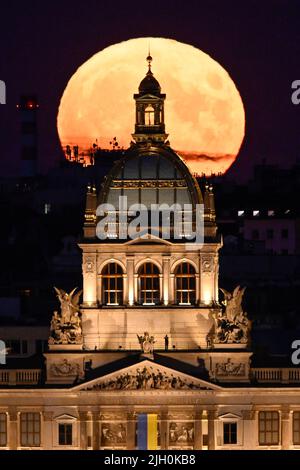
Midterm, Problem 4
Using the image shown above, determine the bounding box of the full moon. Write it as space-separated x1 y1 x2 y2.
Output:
57 37 245 175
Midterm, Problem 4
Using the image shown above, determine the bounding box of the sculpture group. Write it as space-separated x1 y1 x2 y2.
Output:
213 286 250 344
89 367 203 390
48 287 83 345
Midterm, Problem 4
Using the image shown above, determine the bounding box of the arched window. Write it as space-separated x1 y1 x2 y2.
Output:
144 104 155 126
138 263 160 305
175 263 196 305
102 263 123 305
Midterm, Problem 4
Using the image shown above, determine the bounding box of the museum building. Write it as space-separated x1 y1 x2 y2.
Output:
0 56 299 450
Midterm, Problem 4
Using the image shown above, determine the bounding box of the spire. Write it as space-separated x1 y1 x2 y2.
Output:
204 182 216 225
84 183 97 238
146 45 152 74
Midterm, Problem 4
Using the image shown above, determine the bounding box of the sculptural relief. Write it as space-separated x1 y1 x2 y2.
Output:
50 359 80 376
169 422 194 445
85 366 205 391
101 423 127 446
215 358 246 376
48 287 83 345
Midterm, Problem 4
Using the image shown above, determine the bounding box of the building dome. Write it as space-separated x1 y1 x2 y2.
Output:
138 70 161 96
99 145 202 210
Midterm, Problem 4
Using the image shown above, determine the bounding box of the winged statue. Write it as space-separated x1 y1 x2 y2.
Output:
220 285 246 322
49 287 83 345
54 287 82 323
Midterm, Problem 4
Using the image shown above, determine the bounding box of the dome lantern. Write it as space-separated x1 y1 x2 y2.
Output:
132 54 168 145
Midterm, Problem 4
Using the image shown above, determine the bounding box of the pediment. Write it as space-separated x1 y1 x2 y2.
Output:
54 413 77 421
72 359 221 392
218 412 242 421
124 233 172 246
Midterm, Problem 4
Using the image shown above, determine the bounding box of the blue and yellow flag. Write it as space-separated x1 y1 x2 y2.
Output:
137 414 158 450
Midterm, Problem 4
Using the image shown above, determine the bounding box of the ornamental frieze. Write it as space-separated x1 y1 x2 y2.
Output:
83 366 208 391
111 179 187 189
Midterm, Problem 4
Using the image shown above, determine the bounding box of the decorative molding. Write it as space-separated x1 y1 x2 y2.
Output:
111 179 187 189
215 359 246 376
50 359 80 376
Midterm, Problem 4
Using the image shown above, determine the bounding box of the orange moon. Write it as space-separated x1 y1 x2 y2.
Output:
57 37 245 175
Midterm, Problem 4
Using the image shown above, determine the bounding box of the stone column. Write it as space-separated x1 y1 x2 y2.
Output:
126 256 135 305
123 274 128 305
207 410 217 450
43 411 53 450
169 273 175 304
162 256 170 305
91 411 100 450
8 407 18 450
82 253 97 306
195 274 200 305
97 275 102 305
160 411 168 450
242 410 256 449
281 407 291 450
127 412 136 450
194 409 203 450
79 411 89 450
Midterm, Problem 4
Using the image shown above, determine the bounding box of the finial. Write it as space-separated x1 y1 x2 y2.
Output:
146 45 152 73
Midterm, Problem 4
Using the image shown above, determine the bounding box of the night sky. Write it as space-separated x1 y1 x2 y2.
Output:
0 0 300 179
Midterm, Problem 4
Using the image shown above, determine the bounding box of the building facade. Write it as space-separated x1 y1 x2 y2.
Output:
0 56 299 451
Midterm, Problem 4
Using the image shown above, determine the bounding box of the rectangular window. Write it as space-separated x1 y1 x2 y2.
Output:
293 412 300 445
259 411 279 445
223 422 237 444
281 229 289 239
20 412 41 447
0 413 7 447
58 423 73 446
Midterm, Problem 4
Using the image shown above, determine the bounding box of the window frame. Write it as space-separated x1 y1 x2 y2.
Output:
223 421 237 445
20 412 41 447
102 263 124 306
174 262 196 305
58 422 73 446
0 413 7 447
293 411 300 445
258 411 280 446
138 262 160 305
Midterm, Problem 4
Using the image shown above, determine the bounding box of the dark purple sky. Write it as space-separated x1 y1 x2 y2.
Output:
0 0 300 178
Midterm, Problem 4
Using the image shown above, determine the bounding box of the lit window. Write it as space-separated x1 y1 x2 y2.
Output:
0 414 7 447
237 210 244 217
175 263 196 305
253 210 259 217
20 412 41 447
102 263 123 306
258 411 279 445
223 422 237 445
293 412 300 445
144 104 155 126
58 423 73 446
138 263 160 305
44 203 51 214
